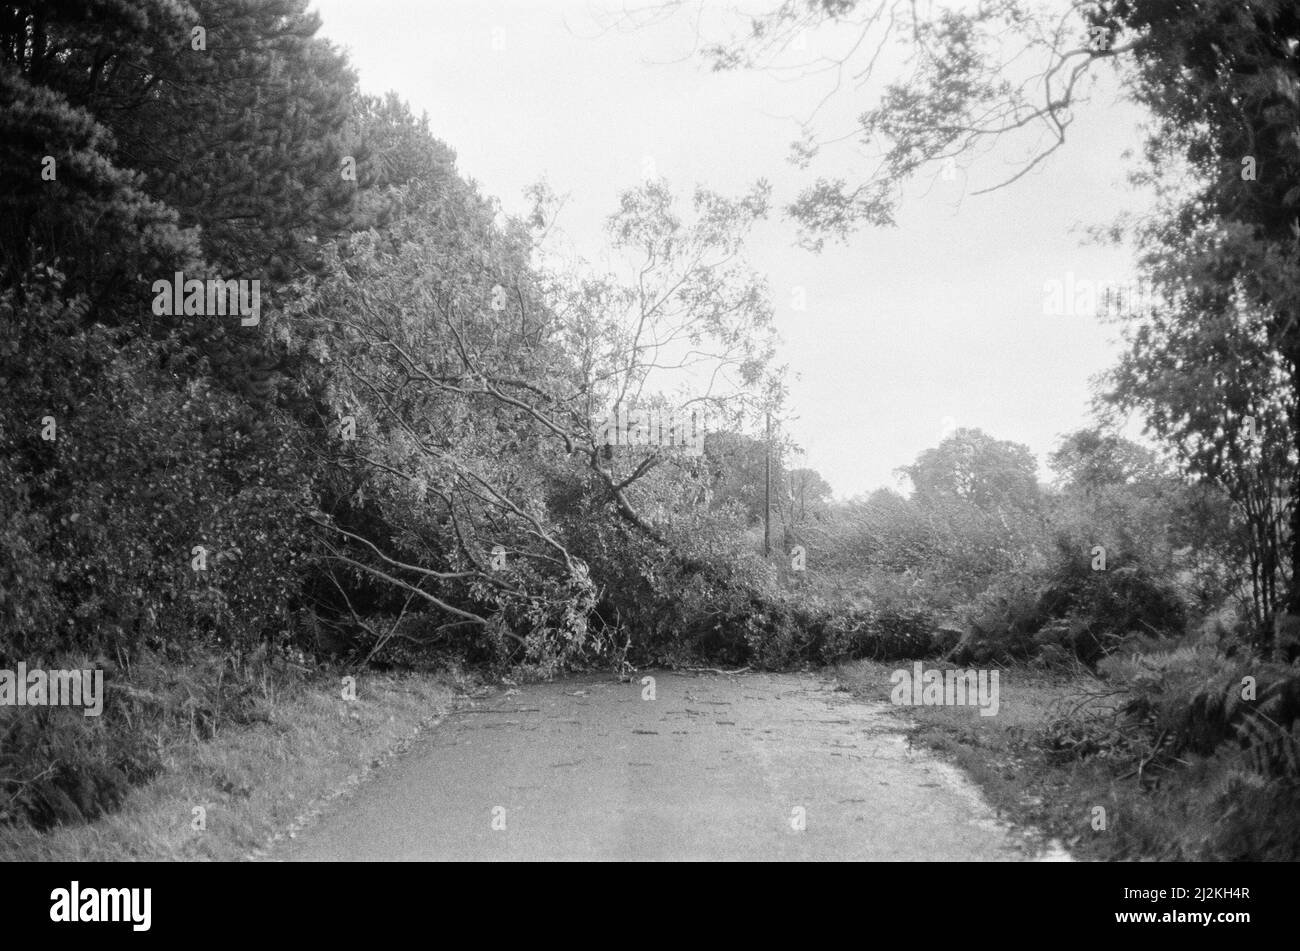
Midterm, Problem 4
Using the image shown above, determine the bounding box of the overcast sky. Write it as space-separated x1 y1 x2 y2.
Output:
312 0 1155 499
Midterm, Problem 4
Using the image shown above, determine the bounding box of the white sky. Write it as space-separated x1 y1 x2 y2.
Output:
311 0 1155 499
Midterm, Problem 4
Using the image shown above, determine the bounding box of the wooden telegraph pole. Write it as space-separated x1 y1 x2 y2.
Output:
764 410 771 558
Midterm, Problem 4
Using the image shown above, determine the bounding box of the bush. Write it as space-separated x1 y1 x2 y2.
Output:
1121 650 1300 773
853 608 937 660
950 538 1187 666
0 273 316 659
0 647 291 830
952 570 1047 664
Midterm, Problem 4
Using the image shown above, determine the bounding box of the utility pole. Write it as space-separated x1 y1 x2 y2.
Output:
764 410 771 558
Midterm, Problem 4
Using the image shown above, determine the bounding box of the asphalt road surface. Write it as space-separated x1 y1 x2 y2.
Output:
275 670 1060 861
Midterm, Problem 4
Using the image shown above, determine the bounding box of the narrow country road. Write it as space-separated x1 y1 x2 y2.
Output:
274 671 1060 861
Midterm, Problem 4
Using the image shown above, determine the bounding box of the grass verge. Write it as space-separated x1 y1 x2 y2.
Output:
832 657 1300 861
0 666 460 862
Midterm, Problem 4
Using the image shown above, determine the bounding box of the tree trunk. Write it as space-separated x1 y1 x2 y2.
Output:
1280 344 1300 648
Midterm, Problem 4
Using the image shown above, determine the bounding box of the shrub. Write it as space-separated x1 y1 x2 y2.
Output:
950 537 1187 665
0 647 294 830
